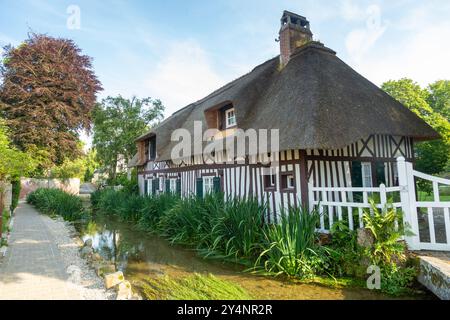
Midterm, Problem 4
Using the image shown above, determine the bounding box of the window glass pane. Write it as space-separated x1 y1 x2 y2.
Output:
361 163 373 188
226 108 236 127
203 177 214 195
287 175 295 188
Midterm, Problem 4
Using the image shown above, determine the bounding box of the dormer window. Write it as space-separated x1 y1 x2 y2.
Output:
148 136 156 161
225 108 236 128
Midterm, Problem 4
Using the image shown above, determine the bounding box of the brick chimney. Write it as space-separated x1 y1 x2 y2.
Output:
279 11 313 67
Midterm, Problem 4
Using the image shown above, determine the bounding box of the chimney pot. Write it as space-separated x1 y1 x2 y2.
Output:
279 11 313 67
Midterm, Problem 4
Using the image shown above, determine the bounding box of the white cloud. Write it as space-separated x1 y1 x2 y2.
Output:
345 5 388 64
145 40 225 117
353 21 450 87
340 0 366 21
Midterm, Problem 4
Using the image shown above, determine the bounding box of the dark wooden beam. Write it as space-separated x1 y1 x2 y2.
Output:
299 150 309 208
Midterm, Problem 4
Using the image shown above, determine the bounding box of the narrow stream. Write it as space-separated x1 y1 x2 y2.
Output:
75 213 432 300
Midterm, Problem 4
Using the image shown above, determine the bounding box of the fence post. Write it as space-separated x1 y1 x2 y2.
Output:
397 157 420 250
380 183 387 207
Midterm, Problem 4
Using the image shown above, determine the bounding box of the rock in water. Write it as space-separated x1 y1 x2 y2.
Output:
116 281 133 300
95 263 116 277
84 238 93 248
104 271 125 289
80 246 94 259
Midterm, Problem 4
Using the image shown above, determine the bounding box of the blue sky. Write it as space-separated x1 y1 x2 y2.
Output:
1 0 450 120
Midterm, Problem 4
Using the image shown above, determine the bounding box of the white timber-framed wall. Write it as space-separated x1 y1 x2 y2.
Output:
138 134 413 223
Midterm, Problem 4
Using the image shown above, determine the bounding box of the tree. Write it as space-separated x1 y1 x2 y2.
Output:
0 33 102 165
0 120 36 237
382 79 450 175
83 148 99 182
92 96 164 179
427 80 450 120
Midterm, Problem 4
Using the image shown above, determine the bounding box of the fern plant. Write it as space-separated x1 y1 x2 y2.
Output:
362 200 407 266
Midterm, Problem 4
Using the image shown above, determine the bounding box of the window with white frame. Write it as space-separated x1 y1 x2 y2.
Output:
170 179 177 193
147 180 152 195
361 162 373 188
203 176 214 195
225 108 236 128
159 177 164 192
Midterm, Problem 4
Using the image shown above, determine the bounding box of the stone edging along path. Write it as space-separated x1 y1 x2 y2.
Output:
0 202 112 300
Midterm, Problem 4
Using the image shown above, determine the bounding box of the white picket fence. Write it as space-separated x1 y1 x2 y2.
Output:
309 157 450 252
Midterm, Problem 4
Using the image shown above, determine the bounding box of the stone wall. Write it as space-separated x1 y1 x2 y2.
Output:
1 182 12 212
20 178 81 199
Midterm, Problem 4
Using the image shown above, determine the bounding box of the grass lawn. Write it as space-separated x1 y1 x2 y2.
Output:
417 184 450 201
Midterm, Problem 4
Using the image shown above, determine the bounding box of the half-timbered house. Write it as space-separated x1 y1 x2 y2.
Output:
131 11 439 222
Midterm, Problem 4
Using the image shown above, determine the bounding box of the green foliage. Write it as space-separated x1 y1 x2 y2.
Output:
2 209 10 235
328 200 417 296
380 263 418 296
141 273 252 300
327 221 365 278
92 190 419 296
50 156 87 181
362 200 407 266
382 78 450 175
10 179 20 211
26 188 86 221
157 195 211 245
427 80 450 120
139 193 180 232
83 149 99 183
203 197 266 262
107 170 139 195
255 206 329 279
92 96 164 179
0 119 36 181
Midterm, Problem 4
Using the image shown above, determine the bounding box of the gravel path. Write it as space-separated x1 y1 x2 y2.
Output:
0 202 112 300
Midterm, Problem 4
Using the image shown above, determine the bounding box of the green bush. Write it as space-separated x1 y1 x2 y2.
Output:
327 200 418 295
27 188 85 221
10 179 21 211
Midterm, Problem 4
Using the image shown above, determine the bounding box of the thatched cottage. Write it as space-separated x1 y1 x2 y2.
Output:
132 11 438 221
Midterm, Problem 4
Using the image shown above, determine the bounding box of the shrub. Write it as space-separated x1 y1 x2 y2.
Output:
327 200 417 295
27 188 85 221
11 179 21 211
362 200 407 266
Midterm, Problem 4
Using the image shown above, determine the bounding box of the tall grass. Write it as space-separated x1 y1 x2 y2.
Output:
141 273 252 300
255 206 328 279
203 197 266 263
27 188 85 221
138 193 180 232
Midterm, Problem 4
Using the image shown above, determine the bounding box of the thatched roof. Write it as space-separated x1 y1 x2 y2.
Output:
137 41 439 161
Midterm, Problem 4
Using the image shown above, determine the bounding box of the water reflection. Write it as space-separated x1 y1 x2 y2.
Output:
75 213 432 300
